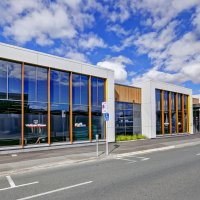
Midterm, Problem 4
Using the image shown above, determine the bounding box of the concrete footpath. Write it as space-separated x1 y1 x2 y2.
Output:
0 134 200 176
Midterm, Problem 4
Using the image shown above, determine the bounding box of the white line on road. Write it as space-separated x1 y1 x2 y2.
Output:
16 181 93 200
6 175 16 188
0 176 39 192
196 153 200 156
134 156 150 161
116 158 137 162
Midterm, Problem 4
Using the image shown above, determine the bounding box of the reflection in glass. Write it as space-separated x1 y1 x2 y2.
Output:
156 89 162 134
0 61 7 99
171 92 176 133
92 107 104 139
115 102 141 135
24 102 47 145
8 62 22 100
0 100 21 146
91 77 105 139
24 65 48 145
72 74 81 105
81 75 88 105
178 94 182 132
24 65 36 102
50 70 69 104
51 104 69 142
164 91 169 133
73 105 89 141
72 74 89 141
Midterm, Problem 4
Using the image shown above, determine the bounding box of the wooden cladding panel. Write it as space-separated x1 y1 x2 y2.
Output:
193 98 199 105
115 84 141 104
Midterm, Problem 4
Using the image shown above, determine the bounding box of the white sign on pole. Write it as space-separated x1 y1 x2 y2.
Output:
62 110 66 118
102 102 108 113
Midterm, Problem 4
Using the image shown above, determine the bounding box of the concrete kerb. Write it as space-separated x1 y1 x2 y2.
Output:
1 139 200 177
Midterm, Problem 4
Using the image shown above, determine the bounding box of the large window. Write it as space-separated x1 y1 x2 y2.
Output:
24 65 48 145
50 70 69 143
91 77 105 139
164 91 169 134
115 102 141 135
171 92 176 133
178 93 182 132
184 95 188 132
72 74 89 141
156 89 162 135
0 60 22 146
155 89 189 135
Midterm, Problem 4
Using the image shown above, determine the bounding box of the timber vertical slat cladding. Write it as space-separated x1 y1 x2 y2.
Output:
21 63 24 147
69 72 73 143
115 84 141 104
88 76 92 141
169 92 172 134
47 68 51 144
161 90 164 135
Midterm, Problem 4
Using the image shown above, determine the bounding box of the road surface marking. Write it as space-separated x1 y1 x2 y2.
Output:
134 156 150 161
16 181 93 200
6 176 16 188
196 153 200 156
116 158 137 162
0 176 39 192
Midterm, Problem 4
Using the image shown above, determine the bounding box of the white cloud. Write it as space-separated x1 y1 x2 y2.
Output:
106 24 130 37
132 62 200 85
112 35 135 52
97 56 133 83
0 0 96 46
79 33 107 50
65 50 88 63
131 0 200 29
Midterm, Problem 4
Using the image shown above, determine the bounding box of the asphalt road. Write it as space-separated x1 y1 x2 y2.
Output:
1 144 200 200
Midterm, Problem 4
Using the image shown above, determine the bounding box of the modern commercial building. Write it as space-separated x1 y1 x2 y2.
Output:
0 42 196 149
0 42 115 148
134 80 193 138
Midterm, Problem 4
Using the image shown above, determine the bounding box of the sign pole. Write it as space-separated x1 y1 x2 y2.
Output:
106 121 109 156
102 102 109 156
96 134 99 157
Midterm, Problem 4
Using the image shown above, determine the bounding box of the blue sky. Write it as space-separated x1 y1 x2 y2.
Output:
0 0 200 95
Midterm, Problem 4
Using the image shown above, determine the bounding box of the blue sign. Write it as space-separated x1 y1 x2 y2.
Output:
104 113 109 121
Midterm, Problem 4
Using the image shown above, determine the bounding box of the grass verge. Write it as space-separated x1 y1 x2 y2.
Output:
116 134 146 141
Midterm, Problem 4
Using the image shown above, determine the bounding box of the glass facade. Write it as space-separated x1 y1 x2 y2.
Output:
91 77 105 139
156 89 162 135
0 60 22 146
115 102 141 135
72 74 89 141
155 89 189 135
171 92 176 133
50 70 69 143
164 91 169 134
24 65 48 145
0 58 106 147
